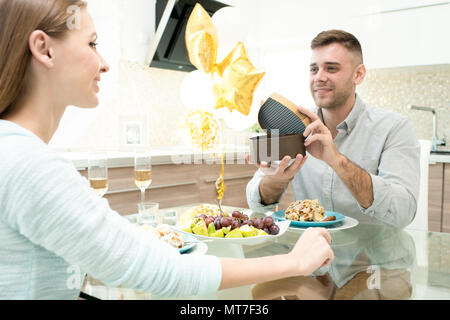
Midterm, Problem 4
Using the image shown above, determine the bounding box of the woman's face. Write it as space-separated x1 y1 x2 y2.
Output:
50 8 109 108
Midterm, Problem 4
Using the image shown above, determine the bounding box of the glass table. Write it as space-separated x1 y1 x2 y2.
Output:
81 204 450 300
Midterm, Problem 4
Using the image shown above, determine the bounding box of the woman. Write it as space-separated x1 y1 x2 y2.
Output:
0 0 334 299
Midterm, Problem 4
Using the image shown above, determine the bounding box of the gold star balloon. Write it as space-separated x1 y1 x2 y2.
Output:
185 3 218 74
212 42 265 116
185 4 265 117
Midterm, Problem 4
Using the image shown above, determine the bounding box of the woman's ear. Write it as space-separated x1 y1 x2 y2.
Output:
353 64 366 86
28 30 54 68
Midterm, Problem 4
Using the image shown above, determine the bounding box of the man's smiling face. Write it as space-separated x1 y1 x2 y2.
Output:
309 42 361 109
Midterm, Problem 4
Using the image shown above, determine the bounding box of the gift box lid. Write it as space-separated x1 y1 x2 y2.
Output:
258 93 311 136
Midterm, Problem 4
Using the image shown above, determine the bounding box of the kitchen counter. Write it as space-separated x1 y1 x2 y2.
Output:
57 145 250 170
430 153 450 164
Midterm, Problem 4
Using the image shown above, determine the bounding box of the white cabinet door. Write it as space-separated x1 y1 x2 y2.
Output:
347 3 450 68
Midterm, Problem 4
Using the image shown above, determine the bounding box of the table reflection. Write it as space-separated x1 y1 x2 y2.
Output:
252 223 415 300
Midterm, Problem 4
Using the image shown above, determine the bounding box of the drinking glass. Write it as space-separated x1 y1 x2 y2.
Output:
138 202 159 226
161 209 178 226
88 152 109 197
134 151 152 204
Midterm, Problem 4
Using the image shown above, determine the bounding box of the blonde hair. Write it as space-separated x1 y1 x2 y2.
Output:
0 0 87 118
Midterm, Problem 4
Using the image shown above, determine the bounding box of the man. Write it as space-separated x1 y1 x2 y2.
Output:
246 30 420 228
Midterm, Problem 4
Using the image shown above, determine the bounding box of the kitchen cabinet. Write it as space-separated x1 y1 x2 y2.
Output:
429 163 444 232
78 161 296 215
428 163 450 233
79 162 259 215
443 164 450 233
348 3 450 69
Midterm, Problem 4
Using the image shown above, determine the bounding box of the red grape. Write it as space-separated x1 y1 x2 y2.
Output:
231 220 241 230
243 220 253 227
214 218 222 230
254 219 264 230
232 211 242 219
221 217 232 227
204 217 214 227
263 216 274 228
269 224 280 235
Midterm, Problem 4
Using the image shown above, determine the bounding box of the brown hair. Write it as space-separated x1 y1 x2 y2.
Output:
0 0 87 118
311 29 363 64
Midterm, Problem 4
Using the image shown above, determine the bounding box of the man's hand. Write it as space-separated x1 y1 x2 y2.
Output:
245 154 307 205
297 105 374 209
246 154 308 182
297 105 343 168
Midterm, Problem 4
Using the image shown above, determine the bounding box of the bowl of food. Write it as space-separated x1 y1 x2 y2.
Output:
177 209 290 245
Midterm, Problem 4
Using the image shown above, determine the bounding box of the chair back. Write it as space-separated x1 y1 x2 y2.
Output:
406 139 431 231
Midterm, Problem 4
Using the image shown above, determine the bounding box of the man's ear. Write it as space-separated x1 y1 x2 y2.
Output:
28 30 54 68
353 64 366 86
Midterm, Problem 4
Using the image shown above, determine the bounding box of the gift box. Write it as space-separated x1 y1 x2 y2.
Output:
250 93 311 164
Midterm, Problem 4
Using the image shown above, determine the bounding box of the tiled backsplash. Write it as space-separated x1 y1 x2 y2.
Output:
357 64 450 142
67 62 449 150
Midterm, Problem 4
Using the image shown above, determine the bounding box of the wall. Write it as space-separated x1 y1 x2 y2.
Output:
49 0 449 151
75 61 189 150
357 64 450 141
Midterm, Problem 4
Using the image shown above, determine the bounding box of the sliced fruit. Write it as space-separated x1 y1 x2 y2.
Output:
209 229 225 238
190 217 204 229
192 220 208 236
256 229 268 236
222 226 232 235
240 225 258 237
180 224 192 233
207 222 216 235
225 228 244 238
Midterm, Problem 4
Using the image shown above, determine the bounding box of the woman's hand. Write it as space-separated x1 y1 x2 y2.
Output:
288 227 335 276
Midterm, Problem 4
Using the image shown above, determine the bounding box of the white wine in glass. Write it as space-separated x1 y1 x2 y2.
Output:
88 152 109 197
89 178 109 197
134 151 152 203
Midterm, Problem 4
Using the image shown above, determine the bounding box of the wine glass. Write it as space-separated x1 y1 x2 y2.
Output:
134 151 152 204
88 152 109 197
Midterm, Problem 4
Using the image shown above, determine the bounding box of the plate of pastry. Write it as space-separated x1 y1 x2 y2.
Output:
271 199 358 231
141 224 204 254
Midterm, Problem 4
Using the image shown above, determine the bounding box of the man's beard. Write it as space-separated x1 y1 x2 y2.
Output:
312 84 353 110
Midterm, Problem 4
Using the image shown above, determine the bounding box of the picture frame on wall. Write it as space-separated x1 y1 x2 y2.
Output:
118 115 149 151
125 121 142 145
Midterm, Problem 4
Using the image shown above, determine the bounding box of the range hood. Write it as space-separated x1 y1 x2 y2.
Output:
146 0 229 72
